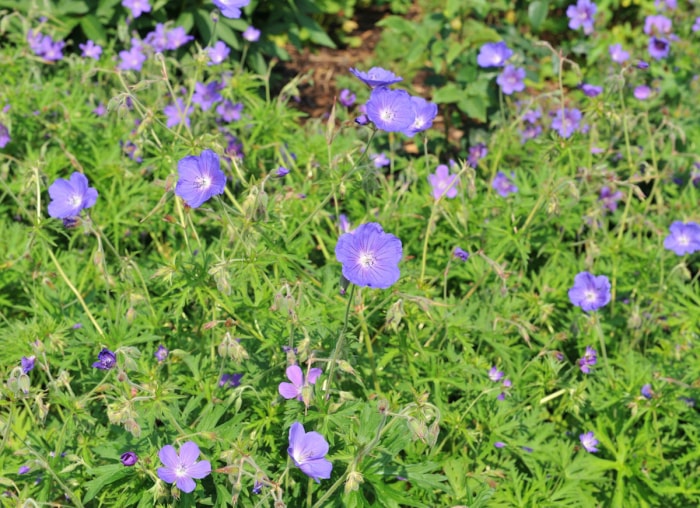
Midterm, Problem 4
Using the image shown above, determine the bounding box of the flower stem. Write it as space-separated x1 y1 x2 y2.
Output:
324 284 356 400
419 203 440 286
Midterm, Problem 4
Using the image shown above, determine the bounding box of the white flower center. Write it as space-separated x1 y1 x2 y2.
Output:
379 108 396 122
359 251 376 268
678 234 689 246
69 194 82 207
584 290 597 303
195 175 212 190
175 464 188 478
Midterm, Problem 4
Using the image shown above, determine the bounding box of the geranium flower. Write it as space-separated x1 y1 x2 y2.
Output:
335 223 403 289
175 150 226 208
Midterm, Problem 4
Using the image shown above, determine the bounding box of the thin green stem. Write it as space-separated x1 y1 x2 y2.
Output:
324 284 356 400
419 203 440 285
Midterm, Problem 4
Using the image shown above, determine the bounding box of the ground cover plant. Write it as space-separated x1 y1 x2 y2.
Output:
1 0 700 506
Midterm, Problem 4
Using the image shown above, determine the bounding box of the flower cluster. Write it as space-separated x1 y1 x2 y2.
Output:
352 67 437 137
476 41 526 96
27 30 65 61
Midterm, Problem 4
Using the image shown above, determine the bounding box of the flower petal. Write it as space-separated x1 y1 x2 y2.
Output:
299 457 333 482
176 475 196 493
158 445 179 469
178 441 200 466
279 382 301 400
186 460 211 480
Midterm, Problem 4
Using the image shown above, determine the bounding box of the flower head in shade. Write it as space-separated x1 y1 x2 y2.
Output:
663 221 700 255
18 465 30 474
496 65 526 95
350 67 402 88
578 346 597 373
568 272 611 312
0 123 9 148
208 41 230 65
154 345 168 362
121 452 138 466
122 0 151 18
92 103 106 116
335 223 403 289
219 373 243 388
175 150 226 208
118 47 146 71
581 83 602 97
92 348 116 370
213 0 250 19
365 87 415 132
609 44 630 64
339 89 356 107
648 36 670 60
164 98 193 128
287 422 332 482
579 431 599 453
145 23 168 52
371 153 390 168
492 171 517 197
488 366 504 382
599 186 623 212
157 441 211 493
427 164 459 200
453 247 469 261
644 15 672 36
476 41 513 68
655 0 676 10
216 100 243 123
275 166 289 177
633 85 652 100
79 40 102 60
551 107 582 138
567 0 597 35
693 17 700 33
641 384 653 399
192 81 223 111
402 96 438 137
468 143 488 167
48 172 98 219
40 36 65 61
166 27 194 50
21 356 36 374
278 365 322 401
242 26 261 42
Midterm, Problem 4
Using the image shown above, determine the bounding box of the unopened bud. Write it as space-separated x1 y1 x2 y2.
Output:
344 471 364 493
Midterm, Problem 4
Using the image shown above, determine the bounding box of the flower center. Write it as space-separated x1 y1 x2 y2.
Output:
359 251 376 268
175 464 188 478
678 234 689 246
195 175 212 190
583 290 597 303
68 194 82 207
379 108 396 122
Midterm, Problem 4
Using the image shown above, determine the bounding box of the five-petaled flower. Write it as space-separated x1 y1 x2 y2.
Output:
427 164 459 200
335 222 403 289
287 422 333 482
350 66 403 88
175 149 226 208
492 171 518 197
48 172 98 219
567 0 597 35
663 221 700 255
496 65 526 95
279 364 322 401
92 348 116 370
579 431 599 453
212 0 250 19
157 441 211 493
365 87 415 133
476 41 513 68
578 346 598 374
568 272 611 312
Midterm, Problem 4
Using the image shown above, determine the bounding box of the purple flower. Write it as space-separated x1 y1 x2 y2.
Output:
402 96 438 137
121 452 138 466
21 356 35 374
275 166 289 177
118 47 146 71
644 15 672 36
365 87 415 132
578 346 598 374
637 60 650 69
488 366 504 382
453 247 469 261
551 107 582 138
166 27 194 50
242 26 260 42
192 82 222 111
27 29 46 54
567 0 597 35
219 373 243 388
609 44 630 64
92 348 116 370
0 123 9 148
154 345 168 362
371 153 390 168
175 150 226 208
213 0 250 19
278 364 322 400
122 0 151 18
648 36 670 60
641 384 653 399
18 465 30 475
494 441 506 448
655 0 676 10
79 40 102 60
496 65 526 95
157 441 211 493
339 214 352 234
164 98 193 128
208 41 230 65
339 89 356 107
335 223 403 289
633 85 652 100
92 103 106 117
287 422 332 482
427 164 459 199
350 67 403 88
47 172 98 219
145 24 168 52
520 123 542 144
693 17 700 33
663 221 700 255
476 41 513 68
581 83 602 97
599 186 623 211
579 431 599 453
491 171 517 197
568 272 611 312
41 37 65 61
216 100 243 122
468 143 488 167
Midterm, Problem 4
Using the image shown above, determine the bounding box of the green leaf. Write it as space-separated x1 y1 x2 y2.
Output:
432 83 464 105
80 15 107 45
528 1 550 32
83 464 132 503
